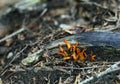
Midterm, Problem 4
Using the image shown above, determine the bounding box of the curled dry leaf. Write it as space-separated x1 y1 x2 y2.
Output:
0 26 9 38
18 34 25 40
5 38 13 46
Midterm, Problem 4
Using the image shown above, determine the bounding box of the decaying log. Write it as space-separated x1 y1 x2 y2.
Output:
75 31 120 48
21 31 120 65
47 31 120 48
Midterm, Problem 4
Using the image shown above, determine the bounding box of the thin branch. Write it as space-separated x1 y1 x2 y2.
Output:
0 8 47 43
0 27 26 43
79 61 120 84
0 45 28 76
53 65 111 70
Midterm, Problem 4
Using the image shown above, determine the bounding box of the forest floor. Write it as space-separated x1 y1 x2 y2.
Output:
0 0 120 84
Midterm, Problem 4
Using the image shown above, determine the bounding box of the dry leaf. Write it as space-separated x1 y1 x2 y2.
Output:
5 38 13 46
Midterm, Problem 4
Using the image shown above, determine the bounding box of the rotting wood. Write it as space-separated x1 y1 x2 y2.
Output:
75 31 120 48
21 31 120 65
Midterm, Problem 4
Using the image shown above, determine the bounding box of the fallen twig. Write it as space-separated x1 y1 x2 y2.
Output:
53 65 111 70
0 45 28 76
0 27 26 43
0 8 47 43
79 61 120 84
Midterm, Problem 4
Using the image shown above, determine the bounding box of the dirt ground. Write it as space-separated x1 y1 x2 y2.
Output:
0 0 120 84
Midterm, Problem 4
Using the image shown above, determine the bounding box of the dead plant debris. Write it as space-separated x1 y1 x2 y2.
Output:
0 0 120 84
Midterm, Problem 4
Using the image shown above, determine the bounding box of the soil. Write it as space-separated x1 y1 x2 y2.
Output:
0 0 120 84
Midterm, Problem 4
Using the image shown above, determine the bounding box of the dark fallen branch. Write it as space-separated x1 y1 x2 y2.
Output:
75 31 120 48
47 31 120 48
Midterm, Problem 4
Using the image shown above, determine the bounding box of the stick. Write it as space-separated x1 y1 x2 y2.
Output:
0 27 26 43
0 45 28 76
79 61 120 84
0 8 47 43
